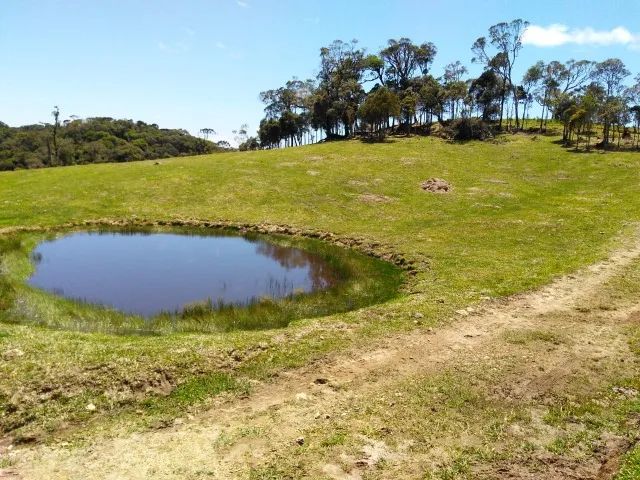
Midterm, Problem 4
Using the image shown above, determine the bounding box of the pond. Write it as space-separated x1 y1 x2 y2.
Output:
27 230 339 317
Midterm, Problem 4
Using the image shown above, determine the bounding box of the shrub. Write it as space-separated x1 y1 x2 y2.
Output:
450 117 494 141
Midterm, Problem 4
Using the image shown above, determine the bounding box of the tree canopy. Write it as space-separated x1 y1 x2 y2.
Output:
0 116 228 171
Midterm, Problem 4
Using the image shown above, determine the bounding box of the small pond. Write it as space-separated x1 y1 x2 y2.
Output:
28 230 338 317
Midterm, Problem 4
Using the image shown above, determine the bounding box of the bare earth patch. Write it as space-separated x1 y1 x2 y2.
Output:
359 193 393 203
421 177 452 193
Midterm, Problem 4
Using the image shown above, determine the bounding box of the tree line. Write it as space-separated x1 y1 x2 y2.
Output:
0 112 230 171
237 19 640 151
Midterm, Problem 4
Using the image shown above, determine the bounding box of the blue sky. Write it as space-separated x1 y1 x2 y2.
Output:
2 0 640 143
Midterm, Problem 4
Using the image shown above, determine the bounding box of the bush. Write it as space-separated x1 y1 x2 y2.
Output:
450 118 494 141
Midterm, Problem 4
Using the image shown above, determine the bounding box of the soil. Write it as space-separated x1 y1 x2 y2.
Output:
421 178 451 193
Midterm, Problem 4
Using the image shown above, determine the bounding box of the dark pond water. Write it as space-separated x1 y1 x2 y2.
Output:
27 231 338 317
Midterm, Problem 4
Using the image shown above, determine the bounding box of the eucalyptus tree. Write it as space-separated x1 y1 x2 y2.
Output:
468 69 503 121
49 105 61 165
592 58 630 145
442 61 469 120
380 38 437 91
258 118 281 149
627 75 640 148
419 75 447 124
472 19 529 129
313 39 367 138
578 87 603 150
559 59 595 94
593 58 630 97
521 61 544 129
232 124 250 146
363 54 386 85
199 128 216 140
631 105 640 149
259 77 316 146
400 89 419 134
534 61 567 131
358 86 400 139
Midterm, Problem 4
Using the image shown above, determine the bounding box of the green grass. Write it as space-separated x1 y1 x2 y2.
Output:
1 132 640 445
145 372 244 408
617 446 640 480
502 328 566 345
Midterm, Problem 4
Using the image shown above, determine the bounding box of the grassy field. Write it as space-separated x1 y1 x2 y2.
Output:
1 131 640 477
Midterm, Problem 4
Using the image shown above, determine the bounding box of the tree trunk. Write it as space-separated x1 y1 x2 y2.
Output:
498 91 505 130
512 86 520 130
539 98 546 132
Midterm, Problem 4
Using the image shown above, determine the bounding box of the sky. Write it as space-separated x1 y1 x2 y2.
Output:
2 0 640 144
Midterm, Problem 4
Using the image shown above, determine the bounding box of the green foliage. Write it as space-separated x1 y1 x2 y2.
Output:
358 87 400 138
447 117 493 141
0 117 224 170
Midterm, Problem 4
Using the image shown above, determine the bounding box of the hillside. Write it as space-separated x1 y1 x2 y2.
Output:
1 133 640 478
0 117 226 171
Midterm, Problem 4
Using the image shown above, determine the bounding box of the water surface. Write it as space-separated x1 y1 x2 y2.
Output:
28 231 337 317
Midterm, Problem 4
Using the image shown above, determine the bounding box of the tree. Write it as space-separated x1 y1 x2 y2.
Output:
592 58 630 145
232 123 250 146
593 59 630 97
630 106 640 149
469 70 502 121
535 61 565 131
358 87 400 140
443 61 469 120
400 90 419 134
363 54 386 85
199 128 216 140
258 118 281 149
419 76 447 124
49 105 61 165
559 59 594 94
313 40 366 138
521 61 544 130
238 137 259 151
627 75 640 148
578 88 601 150
472 19 529 129
380 38 437 91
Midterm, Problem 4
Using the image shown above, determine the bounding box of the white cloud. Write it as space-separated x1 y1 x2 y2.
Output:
522 24 640 50
215 41 227 49
236 1 249 7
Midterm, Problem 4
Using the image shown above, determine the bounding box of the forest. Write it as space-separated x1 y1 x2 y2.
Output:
0 114 228 171
248 19 640 151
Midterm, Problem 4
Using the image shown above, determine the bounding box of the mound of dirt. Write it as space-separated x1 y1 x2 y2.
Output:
421 178 451 194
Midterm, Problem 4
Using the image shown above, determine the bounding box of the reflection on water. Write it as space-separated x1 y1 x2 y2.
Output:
254 242 337 290
27 231 338 317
